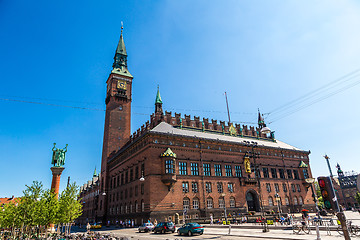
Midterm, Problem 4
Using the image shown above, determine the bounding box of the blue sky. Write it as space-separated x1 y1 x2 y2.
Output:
1 0 360 197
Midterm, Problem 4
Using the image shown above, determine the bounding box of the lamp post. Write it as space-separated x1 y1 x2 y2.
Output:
220 193 231 234
305 178 321 240
243 140 268 232
274 193 281 219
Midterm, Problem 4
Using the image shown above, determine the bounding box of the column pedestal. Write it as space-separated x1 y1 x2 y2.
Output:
49 167 65 233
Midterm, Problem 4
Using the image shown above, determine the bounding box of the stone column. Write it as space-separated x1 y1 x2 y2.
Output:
51 167 65 198
49 167 64 233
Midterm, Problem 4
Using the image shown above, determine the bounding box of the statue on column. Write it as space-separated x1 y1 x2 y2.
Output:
51 143 68 167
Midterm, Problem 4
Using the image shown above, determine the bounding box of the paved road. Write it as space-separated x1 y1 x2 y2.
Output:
94 227 349 240
101 228 280 240
81 211 360 240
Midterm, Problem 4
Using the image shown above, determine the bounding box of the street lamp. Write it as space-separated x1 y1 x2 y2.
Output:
260 126 271 134
243 140 269 232
305 177 321 240
274 193 281 219
220 193 227 222
139 169 145 181
220 193 231 234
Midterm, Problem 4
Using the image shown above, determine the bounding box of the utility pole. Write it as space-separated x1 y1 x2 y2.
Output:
324 154 333 177
225 92 231 123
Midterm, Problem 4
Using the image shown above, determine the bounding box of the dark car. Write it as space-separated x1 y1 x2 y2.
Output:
177 222 204 236
153 221 176 233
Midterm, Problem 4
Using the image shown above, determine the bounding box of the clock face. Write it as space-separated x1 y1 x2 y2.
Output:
117 80 127 90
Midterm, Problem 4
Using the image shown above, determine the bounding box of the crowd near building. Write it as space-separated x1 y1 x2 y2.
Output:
77 29 317 225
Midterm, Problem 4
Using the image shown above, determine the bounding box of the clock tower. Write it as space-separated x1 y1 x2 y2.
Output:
99 27 133 219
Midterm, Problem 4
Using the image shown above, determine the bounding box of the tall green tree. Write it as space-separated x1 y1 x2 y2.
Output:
355 192 360 205
314 181 324 208
57 182 83 235
0 181 83 238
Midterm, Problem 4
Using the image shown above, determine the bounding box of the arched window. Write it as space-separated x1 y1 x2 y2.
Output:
183 197 190 210
230 197 236 208
141 200 144 212
207 197 213 209
129 202 132 213
268 197 274 206
299 196 303 205
293 197 298 205
219 197 225 208
135 200 138 213
285 196 290 206
125 204 128 213
193 198 199 209
120 204 123 214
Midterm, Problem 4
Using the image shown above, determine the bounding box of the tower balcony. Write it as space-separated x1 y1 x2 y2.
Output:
161 173 177 190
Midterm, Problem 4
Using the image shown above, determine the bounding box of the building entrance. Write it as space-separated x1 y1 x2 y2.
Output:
246 191 260 212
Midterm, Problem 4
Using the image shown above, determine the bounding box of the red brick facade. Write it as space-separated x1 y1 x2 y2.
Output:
78 32 316 225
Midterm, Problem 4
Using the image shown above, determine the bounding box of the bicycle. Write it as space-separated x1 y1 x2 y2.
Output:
337 220 359 236
292 221 310 234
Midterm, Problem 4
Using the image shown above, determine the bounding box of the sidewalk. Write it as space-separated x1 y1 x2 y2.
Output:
204 227 347 240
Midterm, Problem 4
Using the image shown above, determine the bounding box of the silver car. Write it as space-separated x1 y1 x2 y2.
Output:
138 222 155 232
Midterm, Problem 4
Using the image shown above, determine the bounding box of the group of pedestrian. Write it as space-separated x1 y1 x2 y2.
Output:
115 219 135 228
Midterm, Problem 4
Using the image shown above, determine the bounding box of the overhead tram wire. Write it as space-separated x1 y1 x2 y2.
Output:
268 67 360 116
0 97 256 120
267 77 360 123
0 95 256 116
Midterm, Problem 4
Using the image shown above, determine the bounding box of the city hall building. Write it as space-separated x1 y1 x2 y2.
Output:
78 29 316 225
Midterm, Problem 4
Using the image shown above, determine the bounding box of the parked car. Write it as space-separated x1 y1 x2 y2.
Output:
138 222 155 232
177 222 204 236
90 223 102 229
153 221 176 233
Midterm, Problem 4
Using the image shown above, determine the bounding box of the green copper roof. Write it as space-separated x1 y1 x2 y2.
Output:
155 86 163 104
93 167 97 177
111 67 133 77
116 30 127 56
161 148 177 158
299 161 308 168
112 27 133 77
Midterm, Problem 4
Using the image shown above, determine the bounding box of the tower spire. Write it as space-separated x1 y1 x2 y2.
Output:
112 22 132 77
258 108 265 128
155 85 163 114
93 166 97 177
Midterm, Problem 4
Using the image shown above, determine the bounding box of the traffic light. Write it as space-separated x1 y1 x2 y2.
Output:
317 176 339 212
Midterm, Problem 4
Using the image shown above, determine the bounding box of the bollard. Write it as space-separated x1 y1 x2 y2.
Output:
228 223 231 234
315 222 321 240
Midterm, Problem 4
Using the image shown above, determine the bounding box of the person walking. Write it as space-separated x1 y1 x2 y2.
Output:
86 223 91 233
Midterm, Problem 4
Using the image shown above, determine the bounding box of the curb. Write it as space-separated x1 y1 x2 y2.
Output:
205 232 309 240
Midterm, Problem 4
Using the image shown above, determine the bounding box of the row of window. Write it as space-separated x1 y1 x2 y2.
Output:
172 162 242 177
109 184 144 203
183 197 236 210
265 183 302 193
268 196 303 206
109 199 145 215
182 182 234 193
168 161 308 180
110 163 145 189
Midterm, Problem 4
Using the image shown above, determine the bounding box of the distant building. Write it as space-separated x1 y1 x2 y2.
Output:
79 28 316 225
0 196 20 207
333 164 358 209
78 168 100 224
